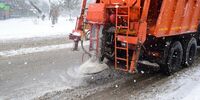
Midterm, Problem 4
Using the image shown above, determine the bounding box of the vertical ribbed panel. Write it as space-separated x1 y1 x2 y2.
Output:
153 0 200 37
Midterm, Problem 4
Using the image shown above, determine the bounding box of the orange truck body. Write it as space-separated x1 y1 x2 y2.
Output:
71 0 200 74
153 0 200 37
87 0 200 37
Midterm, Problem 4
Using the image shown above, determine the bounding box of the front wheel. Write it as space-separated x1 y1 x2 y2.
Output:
162 41 183 75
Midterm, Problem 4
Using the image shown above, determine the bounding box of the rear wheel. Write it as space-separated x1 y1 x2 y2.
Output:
162 41 183 75
183 38 197 67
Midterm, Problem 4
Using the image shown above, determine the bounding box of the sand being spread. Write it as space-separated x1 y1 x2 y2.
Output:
67 58 109 79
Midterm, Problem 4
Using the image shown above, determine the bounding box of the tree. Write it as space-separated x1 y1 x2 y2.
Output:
63 0 79 11
4 0 36 17
62 0 80 17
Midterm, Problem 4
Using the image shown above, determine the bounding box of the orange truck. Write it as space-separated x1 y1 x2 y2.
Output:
69 0 200 75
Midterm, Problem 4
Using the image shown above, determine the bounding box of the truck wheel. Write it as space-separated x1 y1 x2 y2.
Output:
162 41 183 75
183 38 197 67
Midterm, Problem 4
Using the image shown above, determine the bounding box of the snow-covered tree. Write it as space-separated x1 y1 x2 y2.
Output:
63 0 80 11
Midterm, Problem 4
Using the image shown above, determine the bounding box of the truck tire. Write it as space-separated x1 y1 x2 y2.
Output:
183 38 197 67
162 41 183 75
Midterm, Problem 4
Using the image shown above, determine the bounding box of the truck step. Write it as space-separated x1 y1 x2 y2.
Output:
116 26 129 29
137 60 159 68
116 57 127 61
117 15 129 17
116 47 127 50
116 35 138 44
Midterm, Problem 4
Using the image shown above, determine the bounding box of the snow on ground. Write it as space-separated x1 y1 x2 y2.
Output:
0 17 75 41
130 63 200 100
183 84 200 100
0 41 89 57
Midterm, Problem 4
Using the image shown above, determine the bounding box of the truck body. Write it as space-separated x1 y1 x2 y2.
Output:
70 0 200 75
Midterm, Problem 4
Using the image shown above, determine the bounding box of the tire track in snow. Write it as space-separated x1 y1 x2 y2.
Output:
0 41 89 57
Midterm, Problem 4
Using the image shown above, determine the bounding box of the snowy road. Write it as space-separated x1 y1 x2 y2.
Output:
0 38 200 100
38 49 200 100
0 38 84 99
